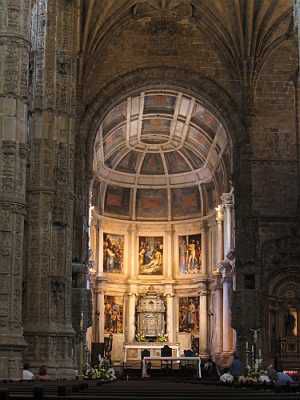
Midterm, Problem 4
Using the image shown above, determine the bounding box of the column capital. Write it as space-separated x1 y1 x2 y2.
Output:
215 205 224 223
221 191 234 208
199 289 209 296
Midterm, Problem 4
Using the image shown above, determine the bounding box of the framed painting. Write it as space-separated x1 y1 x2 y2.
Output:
178 234 201 274
103 233 124 273
139 236 163 275
179 297 199 334
104 295 123 334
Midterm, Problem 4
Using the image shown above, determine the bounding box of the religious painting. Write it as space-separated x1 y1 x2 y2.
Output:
136 189 168 219
103 233 124 273
171 187 201 218
178 234 201 274
139 236 163 275
104 185 130 217
179 297 199 334
104 296 123 334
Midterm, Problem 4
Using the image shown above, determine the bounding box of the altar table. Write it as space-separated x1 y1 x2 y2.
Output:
142 356 202 379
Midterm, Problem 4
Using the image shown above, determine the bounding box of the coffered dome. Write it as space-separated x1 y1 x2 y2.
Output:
92 89 231 221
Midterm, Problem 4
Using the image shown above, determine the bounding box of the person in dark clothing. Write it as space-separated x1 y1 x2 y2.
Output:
230 354 243 380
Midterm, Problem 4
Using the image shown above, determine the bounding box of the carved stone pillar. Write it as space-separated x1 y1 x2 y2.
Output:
221 192 234 257
0 0 31 379
166 292 175 343
215 206 224 264
201 222 208 275
199 290 208 355
23 0 79 377
127 290 136 343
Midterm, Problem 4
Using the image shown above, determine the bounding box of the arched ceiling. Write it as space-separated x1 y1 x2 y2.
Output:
80 0 293 87
92 89 230 221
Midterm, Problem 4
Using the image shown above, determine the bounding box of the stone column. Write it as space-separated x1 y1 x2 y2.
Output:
166 225 173 279
201 222 208 275
222 275 233 353
215 205 224 263
166 293 175 343
23 0 79 378
96 289 105 343
97 220 104 277
129 224 137 278
0 0 31 379
127 291 136 343
221 192 234 257
215 278 223 354
199 290 208 355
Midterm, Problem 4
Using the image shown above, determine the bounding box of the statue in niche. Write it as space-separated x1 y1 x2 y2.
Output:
285 312 296 336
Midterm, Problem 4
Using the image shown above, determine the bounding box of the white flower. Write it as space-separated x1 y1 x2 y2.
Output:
258 375 271 384
220 373 234 383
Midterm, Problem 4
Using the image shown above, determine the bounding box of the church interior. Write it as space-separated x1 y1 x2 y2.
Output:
1 0 300 381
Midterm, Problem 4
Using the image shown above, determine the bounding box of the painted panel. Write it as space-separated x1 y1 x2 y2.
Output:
164 151 190 174
136 189 168 219
171 187 201 218
140 154 165 175
104 295 123 334
116 151 139 173
139 236 163 275
178 234 201 274
179 297 199 334
105 185 130 216
103 233 124 273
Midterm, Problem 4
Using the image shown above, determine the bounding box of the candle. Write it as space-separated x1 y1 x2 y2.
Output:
245 341 248 351
259 349 262 359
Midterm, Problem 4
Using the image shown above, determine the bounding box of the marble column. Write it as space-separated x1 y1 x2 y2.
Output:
221 192 234 257
215 206 224 263
201 222 208 275
127 290 137 343
129 224 137 278
0 0 31 379
199 290 208 355
166 293 175 343
97 220 104 277
215 278 223 354
222 276 233 353
96 290 105 343
166 226 173 279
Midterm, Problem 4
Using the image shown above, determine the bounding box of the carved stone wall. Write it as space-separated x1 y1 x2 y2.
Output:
0 0 31 380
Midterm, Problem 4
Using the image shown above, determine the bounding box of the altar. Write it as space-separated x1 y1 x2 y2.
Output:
124 343 180 362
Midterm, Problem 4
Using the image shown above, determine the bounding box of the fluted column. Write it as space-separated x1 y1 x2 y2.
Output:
215 205 224 263
201 222 208 275
0 0 31 379
215 278 223 354
127 291 136 343
166 292 175 343
221 192 234 257
199 289 208 355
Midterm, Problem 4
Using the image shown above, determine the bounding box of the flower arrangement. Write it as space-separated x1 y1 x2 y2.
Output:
84 359 116 381
220 372 234 384
157 334 168 342
135 333 146 342
238 369 271 385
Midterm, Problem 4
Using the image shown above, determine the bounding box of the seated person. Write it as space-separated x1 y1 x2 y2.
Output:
37 365 49 381
161 345 172 357
230 353 243 380
183 349 194 357
22 363 34 380
276 369 294 385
